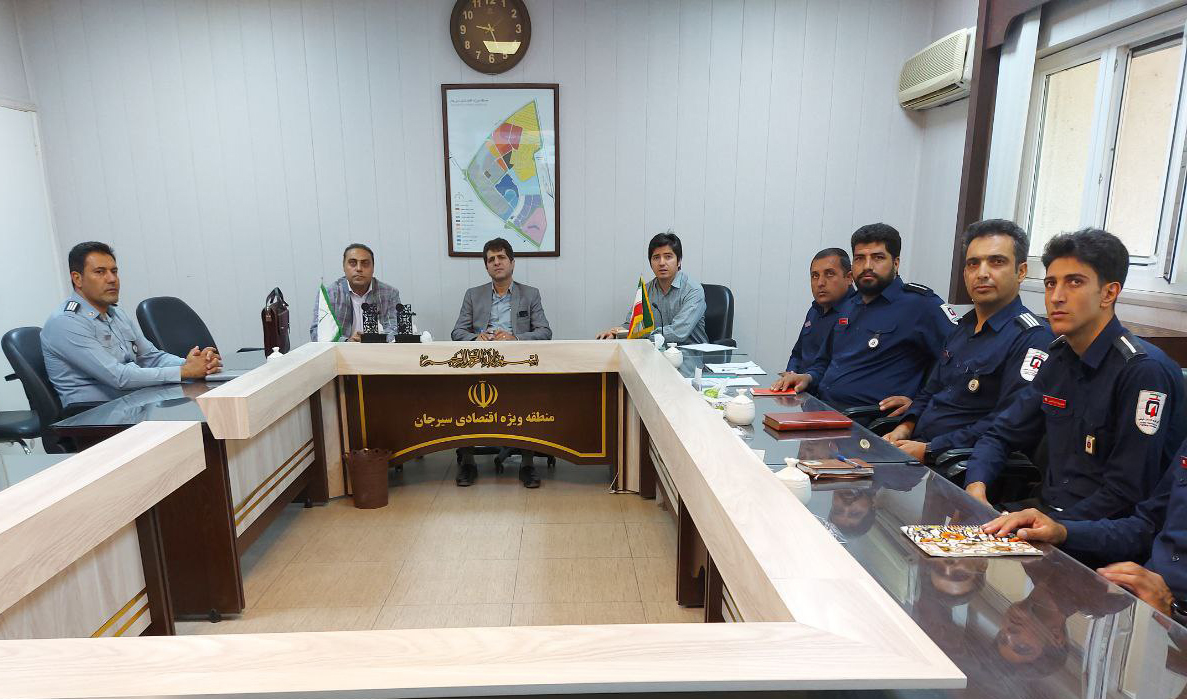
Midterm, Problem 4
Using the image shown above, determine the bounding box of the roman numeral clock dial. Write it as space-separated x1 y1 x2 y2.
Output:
450 0 531 75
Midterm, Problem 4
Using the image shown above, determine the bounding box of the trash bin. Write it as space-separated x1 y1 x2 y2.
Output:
345 448 393 509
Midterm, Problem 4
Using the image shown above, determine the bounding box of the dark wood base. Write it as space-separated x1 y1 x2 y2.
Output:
676 497 707 608
134 507 174 636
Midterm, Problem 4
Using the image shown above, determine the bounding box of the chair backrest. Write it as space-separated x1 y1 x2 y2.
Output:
702 284 735 344
1 326 64 440
135 297 217 358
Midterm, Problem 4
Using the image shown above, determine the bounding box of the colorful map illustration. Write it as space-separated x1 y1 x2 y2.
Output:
463 101 548 247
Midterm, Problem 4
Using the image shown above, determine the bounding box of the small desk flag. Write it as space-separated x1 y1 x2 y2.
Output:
627 277 655 339
315 283 343 342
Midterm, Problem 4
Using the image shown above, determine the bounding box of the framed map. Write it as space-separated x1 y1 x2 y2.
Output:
442 84 559 257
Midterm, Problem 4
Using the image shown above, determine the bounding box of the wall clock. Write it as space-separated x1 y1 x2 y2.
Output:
450 0 531 75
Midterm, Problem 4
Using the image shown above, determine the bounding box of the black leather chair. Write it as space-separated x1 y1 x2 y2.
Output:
135 296 217 358
2 327 72 453
702 284 735 347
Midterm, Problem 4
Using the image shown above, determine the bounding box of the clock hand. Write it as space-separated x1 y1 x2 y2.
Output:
477 23 498 41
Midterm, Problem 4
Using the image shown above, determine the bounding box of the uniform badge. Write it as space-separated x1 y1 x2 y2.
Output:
1085 435 1096 455
940 303 960 325
1136 390 1167 435
868 337 879 349
967 378 980 393
64 300 80 313
1020 348 1048 382
1043 395 1066 409
839 318 849 326
859 439 871 450
1180 455 1187 469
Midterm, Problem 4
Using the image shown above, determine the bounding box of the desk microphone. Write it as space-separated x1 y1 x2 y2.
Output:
651 301 665 338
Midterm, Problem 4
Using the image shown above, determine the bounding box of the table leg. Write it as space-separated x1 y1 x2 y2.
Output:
704 556 724 623
638 427 656 500
134 507 174 636
676 496 707 607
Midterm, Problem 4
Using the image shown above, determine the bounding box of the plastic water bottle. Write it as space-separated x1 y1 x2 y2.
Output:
267 346 282 361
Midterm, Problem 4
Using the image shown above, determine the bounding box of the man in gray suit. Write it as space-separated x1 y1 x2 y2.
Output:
452 237 552 487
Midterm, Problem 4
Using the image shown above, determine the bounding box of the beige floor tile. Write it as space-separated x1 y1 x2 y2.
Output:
425 493 527 527
619 495 673 523
373 603 512 629
510 602 645 626
288 606 382 632
255 561 402 608
292 525 420 564
524 494 625 524
519 523 629 558
513 558 640 603
624 522 677 558
632 557 677 603
388 559 518 605
331 493 436 526
408 523 522 560
642 601 704 624
177 608 312 635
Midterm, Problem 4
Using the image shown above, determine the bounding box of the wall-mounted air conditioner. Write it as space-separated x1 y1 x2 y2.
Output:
898 28 975 111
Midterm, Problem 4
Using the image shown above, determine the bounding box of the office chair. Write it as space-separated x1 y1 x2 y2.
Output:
136 297 218 358
2 327 72 453
702 284 736 347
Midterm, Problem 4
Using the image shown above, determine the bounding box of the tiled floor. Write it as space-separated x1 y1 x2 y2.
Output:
175 451 702 634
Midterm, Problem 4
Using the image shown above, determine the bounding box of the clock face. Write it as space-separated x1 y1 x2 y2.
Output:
450 0 531 75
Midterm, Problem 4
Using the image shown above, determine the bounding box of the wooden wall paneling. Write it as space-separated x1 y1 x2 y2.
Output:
756 0 808 374
671 0 712 286
727 0 776 357
699 0 745 294
0 421 203 615
364 0 414 311
319 381 345 498
549 0 586 341
262 0 320 346
0 523 147 639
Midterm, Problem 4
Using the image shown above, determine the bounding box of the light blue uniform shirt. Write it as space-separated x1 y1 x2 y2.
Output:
488 283 514 334
42 291 185 407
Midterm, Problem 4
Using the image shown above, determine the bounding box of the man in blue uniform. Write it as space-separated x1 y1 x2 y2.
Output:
982 442 1187 624
778 223 960 408
964 229 1183 520
42 241 220 413
775 248 856 381
882 220 1055 463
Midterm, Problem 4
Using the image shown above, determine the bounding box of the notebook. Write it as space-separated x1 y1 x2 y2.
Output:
751 387 796 397
762 411 852 431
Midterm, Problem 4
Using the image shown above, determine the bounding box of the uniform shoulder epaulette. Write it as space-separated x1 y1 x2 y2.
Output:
1114 332 1147 361
902 282 933 295
63 300 80 313
1014 312 1041 330
1048 335 1068 351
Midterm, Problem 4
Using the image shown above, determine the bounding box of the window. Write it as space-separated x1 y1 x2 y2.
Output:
1019 10 1187 295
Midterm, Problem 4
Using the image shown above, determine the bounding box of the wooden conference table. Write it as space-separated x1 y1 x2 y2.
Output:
0 339 964 697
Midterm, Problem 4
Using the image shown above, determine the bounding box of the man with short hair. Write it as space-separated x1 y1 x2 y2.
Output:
775 223 959 407
452 238 552 488
597 231 707 345
964 229 1184 520
779 248 856 377
881 220 1055 463
310 243 401 342
42 241 220 413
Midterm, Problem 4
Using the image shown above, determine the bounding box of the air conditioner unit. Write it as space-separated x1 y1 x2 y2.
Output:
898 27 975 111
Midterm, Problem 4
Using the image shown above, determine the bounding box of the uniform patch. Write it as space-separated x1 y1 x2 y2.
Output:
940 304 960 325
64 301 80 313
1043 395 1066 409
1136 390 1167 435
839 318 849 326
804 320 811 328
1020 348 1048 382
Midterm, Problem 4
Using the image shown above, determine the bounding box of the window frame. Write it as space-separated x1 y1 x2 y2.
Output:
1016 7 1187 294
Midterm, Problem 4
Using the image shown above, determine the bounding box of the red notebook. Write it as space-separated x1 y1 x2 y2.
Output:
751 387 797 397
762 411 852 431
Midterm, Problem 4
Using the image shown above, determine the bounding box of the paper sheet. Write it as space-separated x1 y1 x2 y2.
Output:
705 362 765 375
677 343 738 352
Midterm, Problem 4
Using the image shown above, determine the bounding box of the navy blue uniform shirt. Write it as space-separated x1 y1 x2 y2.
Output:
965 316 1185 520
804 277 959 408
785 287 858 373
904 296 1056 455
1061 440 1187 601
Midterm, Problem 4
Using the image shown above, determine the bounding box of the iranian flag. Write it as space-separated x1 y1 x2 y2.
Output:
315 283 343 342
626 277 655 339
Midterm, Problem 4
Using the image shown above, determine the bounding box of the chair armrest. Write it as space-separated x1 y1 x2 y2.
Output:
933 448 974 472
237 347 265 353
866 415 905 436
4 373 15 381
841 404 885 427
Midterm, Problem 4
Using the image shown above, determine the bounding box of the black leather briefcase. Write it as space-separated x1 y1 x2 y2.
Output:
262 287 291 353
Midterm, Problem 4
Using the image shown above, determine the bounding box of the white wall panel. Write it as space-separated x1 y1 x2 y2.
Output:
16 0 960 373
0 0 30 103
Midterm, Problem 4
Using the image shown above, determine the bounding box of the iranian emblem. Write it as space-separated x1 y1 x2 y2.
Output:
1020 348 1048 382
1136 390 1167 435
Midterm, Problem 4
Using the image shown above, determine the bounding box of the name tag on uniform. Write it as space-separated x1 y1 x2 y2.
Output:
1085 435 1096 455
518 310 528 318
838 318 849 326
1043 395 1067 409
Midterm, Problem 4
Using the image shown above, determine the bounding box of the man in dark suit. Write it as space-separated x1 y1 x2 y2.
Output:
452 238 552 487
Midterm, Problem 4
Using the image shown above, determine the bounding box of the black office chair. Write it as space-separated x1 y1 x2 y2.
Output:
135 296 218 358
2 327 72 453
702 284 736 347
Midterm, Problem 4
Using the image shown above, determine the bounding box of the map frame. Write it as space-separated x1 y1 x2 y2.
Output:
441 83 560 257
